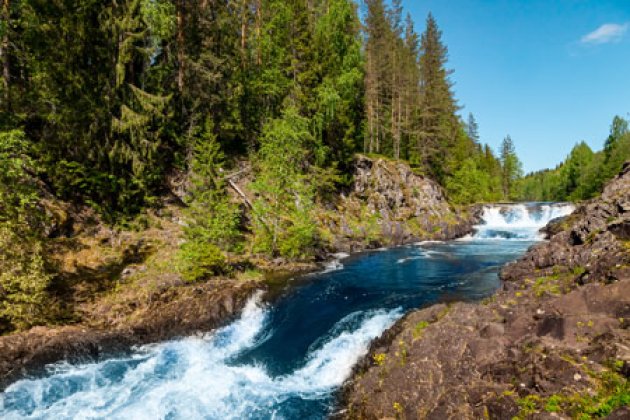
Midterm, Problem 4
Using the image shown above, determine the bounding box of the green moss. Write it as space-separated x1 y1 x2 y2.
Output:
514 362 630 419
514 395 543 419
533 275 562 297
545 395 562 412
412 320 430 339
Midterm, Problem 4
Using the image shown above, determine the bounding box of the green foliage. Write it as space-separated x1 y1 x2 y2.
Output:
518 116 630 202
0 227 53 331
0 130 52 331
412 320 430 339
515 365 629 419
500 135 523 200
446 158 501 204
176 240 227 283
177 121 241 281
251 108 320 258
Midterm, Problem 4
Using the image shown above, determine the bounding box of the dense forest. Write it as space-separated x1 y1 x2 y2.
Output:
0 0 627 330
518 115 630 202
0 0 512 214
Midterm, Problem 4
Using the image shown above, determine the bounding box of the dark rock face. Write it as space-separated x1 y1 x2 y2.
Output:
325 155 477 251
341 163 630 419
0 281 261 390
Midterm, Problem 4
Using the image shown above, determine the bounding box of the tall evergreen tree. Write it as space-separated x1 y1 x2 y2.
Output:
414 13 458 181
465 113 480 145
500 135 523 199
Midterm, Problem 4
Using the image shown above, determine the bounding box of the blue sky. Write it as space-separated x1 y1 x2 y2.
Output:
401 0 630 173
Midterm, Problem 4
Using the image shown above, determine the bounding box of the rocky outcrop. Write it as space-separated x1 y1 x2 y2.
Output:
502 161 630 285
0 280 261 390
321 155 476 251
341 163 630 419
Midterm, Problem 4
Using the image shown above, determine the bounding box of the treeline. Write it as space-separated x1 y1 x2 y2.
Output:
0 0 525 216
0 0 525 328
1 0 368 328
362 1 513 203
518 116 630 202
0 0 365 218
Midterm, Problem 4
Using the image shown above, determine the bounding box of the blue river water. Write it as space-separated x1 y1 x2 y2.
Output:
0 203 573 419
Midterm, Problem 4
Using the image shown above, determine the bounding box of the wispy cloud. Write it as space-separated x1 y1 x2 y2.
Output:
580 23 628 45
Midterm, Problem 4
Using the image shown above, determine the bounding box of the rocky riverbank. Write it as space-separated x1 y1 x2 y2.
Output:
340 163 630 419
0 280 261 390
0 154 476 390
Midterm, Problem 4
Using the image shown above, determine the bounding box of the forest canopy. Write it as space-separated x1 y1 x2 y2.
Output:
517 115 630 202
0 0 516 214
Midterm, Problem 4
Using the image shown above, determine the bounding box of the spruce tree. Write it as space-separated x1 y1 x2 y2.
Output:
500 135 523 200
415 13 458 181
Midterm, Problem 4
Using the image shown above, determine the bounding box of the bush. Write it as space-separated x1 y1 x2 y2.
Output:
0 227 53 331
176 239 227 282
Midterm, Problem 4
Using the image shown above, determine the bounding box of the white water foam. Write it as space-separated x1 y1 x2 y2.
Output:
0 293 401 420
322 259 344 273
331 252 350 260
467 203 574 241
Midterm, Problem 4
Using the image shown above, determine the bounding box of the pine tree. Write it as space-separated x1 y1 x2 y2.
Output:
415 13 458 181
251 108 319 258
177 120 242 282
500 135 523 199
465 113 480 145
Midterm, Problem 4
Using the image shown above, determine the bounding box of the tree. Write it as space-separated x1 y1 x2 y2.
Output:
251 108 321 258
500 135 523 200
517 115 630 202
0 130 52 331
414 13 459 182
364 0 392 155
1 0 10 110
465 113 479 145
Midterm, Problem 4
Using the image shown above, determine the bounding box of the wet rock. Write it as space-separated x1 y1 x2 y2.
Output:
340 162 630 419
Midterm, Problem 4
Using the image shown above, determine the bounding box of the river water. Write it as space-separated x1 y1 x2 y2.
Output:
0 203 573 420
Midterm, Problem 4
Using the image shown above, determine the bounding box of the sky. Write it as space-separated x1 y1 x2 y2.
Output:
401 0 630 173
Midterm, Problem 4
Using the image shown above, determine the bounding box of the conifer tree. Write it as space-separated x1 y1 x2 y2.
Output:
415 13 458 181
500 135 523 199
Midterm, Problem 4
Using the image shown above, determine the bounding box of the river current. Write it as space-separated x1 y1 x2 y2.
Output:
0 203 574 419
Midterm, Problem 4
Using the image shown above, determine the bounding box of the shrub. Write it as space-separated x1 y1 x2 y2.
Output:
176 239 227 282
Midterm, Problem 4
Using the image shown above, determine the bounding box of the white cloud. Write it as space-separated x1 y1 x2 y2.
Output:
580 23 629 45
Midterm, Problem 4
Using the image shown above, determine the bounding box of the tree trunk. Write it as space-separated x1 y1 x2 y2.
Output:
1 0 10 109
240 0 248 65
176 0 185 92
256 0 262 66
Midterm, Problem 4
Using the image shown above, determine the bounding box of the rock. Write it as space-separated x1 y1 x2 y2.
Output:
326 155 477 251
501 164 630 285
339 162 630 419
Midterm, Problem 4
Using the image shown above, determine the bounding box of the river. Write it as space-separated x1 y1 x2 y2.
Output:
0 203 573 419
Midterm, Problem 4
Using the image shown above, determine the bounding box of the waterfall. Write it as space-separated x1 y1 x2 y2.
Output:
470 203 575 241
